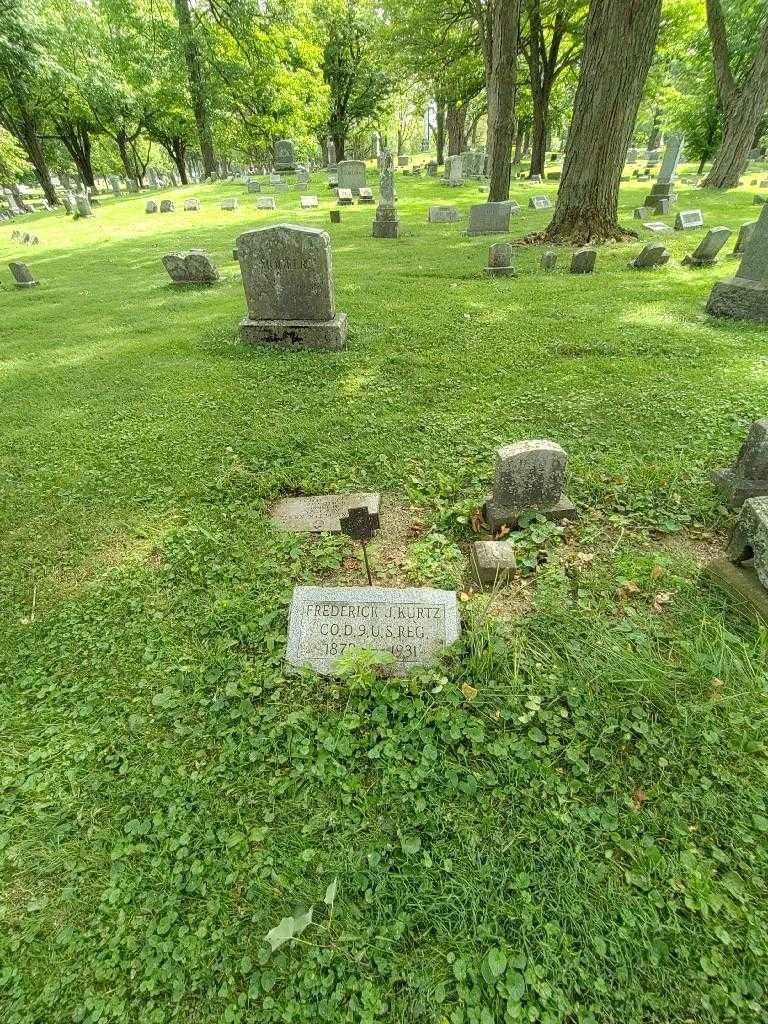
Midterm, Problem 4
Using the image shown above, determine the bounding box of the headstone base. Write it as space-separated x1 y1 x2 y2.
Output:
706 277 768 324
240 313 348 351
483 264 516 277
712 467 768 508
372 211 399 238
14 280 39 289
482 494 577 531
682 254 715 268
705 558 768 625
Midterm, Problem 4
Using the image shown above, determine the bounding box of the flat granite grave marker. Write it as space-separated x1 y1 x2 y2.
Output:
162 251 220 286
682 226 732 267
286 585 461 676
483 439 576 531
184 198 201 211
358 187 375 205
631 242 670 269
643 221 673 233
237 223 348 350
707 204 768 323
256 196 276 210
712 419 768 508
337 188 353 206
270 492 381 532
466 202 511 236
300 195 319 209
529 196 552 210
675 209 703 230
221 197 238 211
9 261 38 288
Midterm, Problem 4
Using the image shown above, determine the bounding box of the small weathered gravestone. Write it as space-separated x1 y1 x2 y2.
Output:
237 223 347 350
712 419 768 508
732 221 757 257
643 134 683 209
484 242 515 277
127 179 139 194
674 209 704 230
160 199 175 213
300 195 319 209
631 242 670 269
466 202 511 236
257 196 276 210
471 541 517 586
707 205 768 323
221 197 238 211
634 207 652 220
109 176 122 196
570 247 597 274
270 492 380 532
529 196 552 210
9 261 38 288
540 251 557 272
285 585 461 676
184 198 201 211
725 496 768 592
427 161 438 177
682 226 732 267
336 160 366 195
372 151 398 239
247 180 262 193
482 440 576 531
397 155 410 167
330 209 341 224
146 200 158 214
337 188 353 206
162 250 220 286
643 221 673 233
358 187 374 205
428 206 459 224
74 194 93 218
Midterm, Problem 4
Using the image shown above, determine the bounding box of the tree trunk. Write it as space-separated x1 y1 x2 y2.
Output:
18 120 57 205
446 104 468 155
57 120 95 188
332 133 346 161
8 182 33 212
703 0 768 189
541 0 662 244
513 119 526 164
116 130 136 181
173 0 216 177
529 91 550 177
487 0 522 201
436 100 445 163
646 110 662 150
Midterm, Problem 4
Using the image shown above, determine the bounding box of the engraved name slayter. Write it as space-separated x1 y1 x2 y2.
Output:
300 601 446 662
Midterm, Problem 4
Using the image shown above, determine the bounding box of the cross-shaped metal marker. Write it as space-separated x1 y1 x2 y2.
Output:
339 506 380 585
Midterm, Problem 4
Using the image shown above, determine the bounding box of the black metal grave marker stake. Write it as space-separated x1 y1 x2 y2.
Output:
339 506 380 586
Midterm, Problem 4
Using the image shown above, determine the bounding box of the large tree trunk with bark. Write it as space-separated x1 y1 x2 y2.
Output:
17 120 57 204
173 0 216 178
540 0 662 244
512 118 527 164
446 103 467 155
435 100 445 164
487 0 522 201
332 132 346 161
703 0 768 189
57 119 96 188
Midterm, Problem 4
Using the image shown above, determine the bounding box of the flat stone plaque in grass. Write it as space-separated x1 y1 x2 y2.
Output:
270 492 380 532
286 585 461 675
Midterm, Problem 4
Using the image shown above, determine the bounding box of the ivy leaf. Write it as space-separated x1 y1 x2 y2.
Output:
265 916 295 952
485 946 507 978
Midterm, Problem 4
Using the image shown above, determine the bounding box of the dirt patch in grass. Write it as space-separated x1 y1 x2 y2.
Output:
649 527 725 567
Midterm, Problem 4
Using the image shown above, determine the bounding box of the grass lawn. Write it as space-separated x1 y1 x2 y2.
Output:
2 165 768 1024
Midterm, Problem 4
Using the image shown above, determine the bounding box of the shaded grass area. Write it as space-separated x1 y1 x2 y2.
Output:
1 168 768 1023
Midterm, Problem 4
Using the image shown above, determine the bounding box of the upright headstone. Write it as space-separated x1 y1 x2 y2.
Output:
372 151 399 238
326 139 337 168
644 134 684 210
397 155 410 167
74 194 93 218
162 251 220 286
482 440 576 530
237 224 348 350
257 196 276 210
631 242 670 269
484 242 515 277
733 221 757 257
727 497 768 590
682 226 732 267
8 261 38 288
160 199 175 213
707 205 768 324
466 202 511 236
428 206 459 224
570 247 597 274
184 198 201 211
146 200 158 214
248 180 262 193
540 251 557 272
426 160 438 177
221 197 238 210
336 160 366 195
448 156 463 187
713 419 768 508
273 139 297 172
286 585 461 676
109 176 122 196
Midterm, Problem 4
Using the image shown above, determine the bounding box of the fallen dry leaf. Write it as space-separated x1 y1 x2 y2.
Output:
650 591 673 613
461 682 478 702
471 509 485 533
615 581 641 602
650 565 665 580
